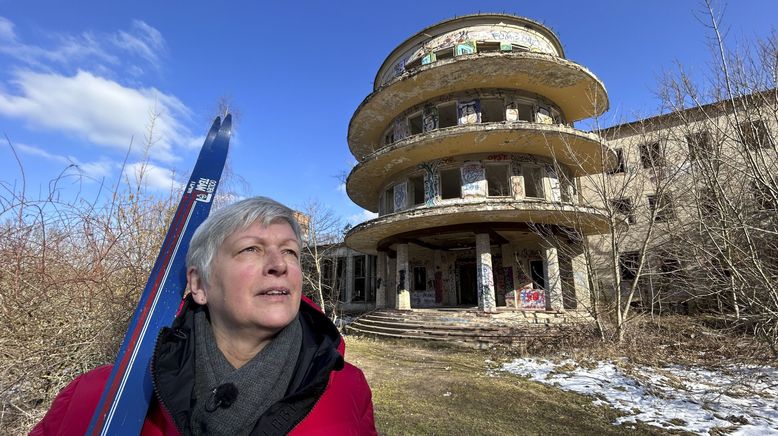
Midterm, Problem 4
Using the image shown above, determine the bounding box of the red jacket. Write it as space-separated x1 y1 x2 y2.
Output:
31 297 376 435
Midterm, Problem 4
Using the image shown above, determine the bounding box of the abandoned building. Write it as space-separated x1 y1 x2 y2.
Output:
344 13 616 313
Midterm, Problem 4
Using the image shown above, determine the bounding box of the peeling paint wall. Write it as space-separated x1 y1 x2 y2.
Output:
394 181 407 211
379 23 559 85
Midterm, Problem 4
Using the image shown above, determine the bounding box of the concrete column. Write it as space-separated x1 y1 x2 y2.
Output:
376 252 387 309
475 233 496 312
572 251 590 308
543 245 564 311
387 255 397 309
395 244 411 310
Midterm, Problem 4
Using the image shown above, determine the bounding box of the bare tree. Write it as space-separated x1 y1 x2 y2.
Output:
651 0 778 354
298 199 345 320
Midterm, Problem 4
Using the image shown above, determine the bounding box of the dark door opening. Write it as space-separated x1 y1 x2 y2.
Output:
458 264 477 305
530 260 545 290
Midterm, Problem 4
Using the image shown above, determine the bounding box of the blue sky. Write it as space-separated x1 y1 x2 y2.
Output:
0 1 775 224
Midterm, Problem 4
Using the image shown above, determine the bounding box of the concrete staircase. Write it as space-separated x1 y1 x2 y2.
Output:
346 308 593 346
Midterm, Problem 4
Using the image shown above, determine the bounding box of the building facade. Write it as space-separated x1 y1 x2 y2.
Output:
345 14 616 312
582 93 777 310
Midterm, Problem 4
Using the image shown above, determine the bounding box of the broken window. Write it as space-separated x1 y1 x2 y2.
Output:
740 120 772 149
752 179 777 210
480 98 505 123
413 266 427 291
438 103 457 128
639 142 664 168
517 101 534 122
410 174 425 205
619 251 640 281
608 148 627 174
435 48 454 61
523 166 545 199
536 106 553 124
383 186 394 214
648 193 675 221
686 131 712 160
408 112 423 135
610 198 636 224
477 41 501 53
421 52 436 65
440 168 462 199
485 164 510 197
353 256 366 302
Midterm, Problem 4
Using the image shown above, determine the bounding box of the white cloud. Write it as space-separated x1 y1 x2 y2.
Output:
337 183 347 193
348 209 377 225
14 141 115 181
0 16 16 41
0 17 165 74
0 70 192 162
124 161 181 191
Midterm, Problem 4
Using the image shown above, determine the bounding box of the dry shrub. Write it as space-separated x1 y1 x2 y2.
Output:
0 178 175 433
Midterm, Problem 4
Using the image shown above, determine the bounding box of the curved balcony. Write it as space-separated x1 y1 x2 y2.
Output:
346 122 616 211
348 51 609 160
345 200 610 254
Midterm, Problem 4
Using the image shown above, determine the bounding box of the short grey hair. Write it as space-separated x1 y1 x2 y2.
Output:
186 196 303 286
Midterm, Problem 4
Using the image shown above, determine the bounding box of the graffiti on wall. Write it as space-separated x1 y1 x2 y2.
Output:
394 182 407 211
520 285 546 309
476 263 496 307
434 271 444 303
411 290 436 307
419 161 441 206
545 164 561 201
461 161 484 197
423 106 439 132
393 117 410 142
398 269 406 293
458 99 480 125
455 41 476 56
510 156 524 197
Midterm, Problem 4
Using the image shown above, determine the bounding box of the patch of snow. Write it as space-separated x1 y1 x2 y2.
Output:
501 358 778 435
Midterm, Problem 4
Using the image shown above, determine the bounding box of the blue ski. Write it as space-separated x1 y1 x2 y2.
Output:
87 115 232 435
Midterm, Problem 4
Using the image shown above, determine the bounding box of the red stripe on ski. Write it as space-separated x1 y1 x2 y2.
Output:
90 191 198 433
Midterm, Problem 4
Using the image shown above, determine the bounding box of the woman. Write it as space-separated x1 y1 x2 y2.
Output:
32 197 376 435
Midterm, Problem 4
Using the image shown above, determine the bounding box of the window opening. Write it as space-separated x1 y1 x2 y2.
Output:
410 175 425 205
440 168 462 199
524 166 545 199
383 187 394 214
648 193 674 221
480 98 505 123
408 112 423 135
640 142 664 168
438 103 457 128
352 256 366 302
687 131 711 160
740 120 772 149
610 198 636 224
485 164 510 196
619 251 640 281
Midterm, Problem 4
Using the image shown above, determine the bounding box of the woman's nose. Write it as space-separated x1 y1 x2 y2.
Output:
265 249 287 275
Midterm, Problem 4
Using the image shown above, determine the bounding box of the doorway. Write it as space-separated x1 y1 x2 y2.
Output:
530 260 545 290
458 264 477 305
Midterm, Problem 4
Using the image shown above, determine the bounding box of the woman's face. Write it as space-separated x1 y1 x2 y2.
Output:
191 220 302 338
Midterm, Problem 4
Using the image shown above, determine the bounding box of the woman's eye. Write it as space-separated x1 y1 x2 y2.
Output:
283 249 299 258
241 246 259 253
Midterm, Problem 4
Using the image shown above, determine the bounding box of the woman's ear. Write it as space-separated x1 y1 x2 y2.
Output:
187 267 208 305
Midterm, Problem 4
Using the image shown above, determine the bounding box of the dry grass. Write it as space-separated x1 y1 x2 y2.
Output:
345 336 687 436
